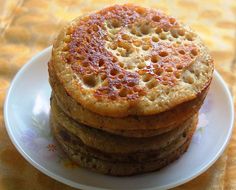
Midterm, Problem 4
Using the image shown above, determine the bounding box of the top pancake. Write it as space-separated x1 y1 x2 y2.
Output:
51 4 214 117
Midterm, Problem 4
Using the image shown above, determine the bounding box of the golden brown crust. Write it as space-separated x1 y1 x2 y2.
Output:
50 4 214 117
49 61 208 135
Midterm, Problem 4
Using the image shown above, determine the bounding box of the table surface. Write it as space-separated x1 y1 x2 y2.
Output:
0 0 235 189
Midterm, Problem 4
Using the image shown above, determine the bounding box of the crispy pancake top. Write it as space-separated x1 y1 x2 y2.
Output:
51 4 214 117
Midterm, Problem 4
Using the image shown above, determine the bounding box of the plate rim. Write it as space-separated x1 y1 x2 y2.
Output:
4 46 235 190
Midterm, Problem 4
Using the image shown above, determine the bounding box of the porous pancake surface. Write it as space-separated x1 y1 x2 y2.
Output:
52 4 213 117
49 62 207 134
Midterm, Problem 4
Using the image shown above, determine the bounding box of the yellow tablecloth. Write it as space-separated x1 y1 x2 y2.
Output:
0 0 235 189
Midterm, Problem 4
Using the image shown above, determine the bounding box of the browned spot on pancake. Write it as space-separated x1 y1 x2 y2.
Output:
63 4 198 100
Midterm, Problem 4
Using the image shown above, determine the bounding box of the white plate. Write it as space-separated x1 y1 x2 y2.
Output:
4 47 234 190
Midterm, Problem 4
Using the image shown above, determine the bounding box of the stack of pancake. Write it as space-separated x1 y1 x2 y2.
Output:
48 4 214 176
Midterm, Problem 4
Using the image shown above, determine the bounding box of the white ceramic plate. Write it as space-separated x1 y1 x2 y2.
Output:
4 47 234 190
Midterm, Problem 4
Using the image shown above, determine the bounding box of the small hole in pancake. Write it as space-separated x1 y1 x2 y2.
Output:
127 82 136 87
83 74 97 88
136 7 146 15
174 71 181 79
179 50 185 55
99 59 105 67
146 80 157 89
101 74 107 80
176 64 183 70
148 95 155 101
138 62 146 69
118 74 124 79
122 34 130 40
169 18 176 24
116 83 122 89
112 57 118 62
119 62 124 68
142 45 150 51
154 68 163 76
100 88 109 95
119 49 127 57
140 25 150 35
130 27 137 35
131 27 142 37
92 25 99 32
144 56 149 61
176 39 182 44
163 76 169 81
118 41 133 52
151 55 159 63
82 61 89 67
163 27 169 32
133 40 142 47
162 81 169 85
127 63 134 70
178 29 185 36
186 33 193 41
191 49 198 56
109 43 117 50
152 36 159 42
152 15 161 22
159 51 168 57
110 19 121 28
110 68 119 76
142 74 151 82
86 38 90 43
159 33 167 40
119 88 127 97
155 27 162 34
64 35 71 43
166 67 173 72
170 29 178 38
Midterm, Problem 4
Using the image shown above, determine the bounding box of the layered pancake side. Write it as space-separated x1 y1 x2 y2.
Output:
51 96 198 154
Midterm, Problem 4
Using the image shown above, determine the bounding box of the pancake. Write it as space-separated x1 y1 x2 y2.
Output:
48 4 214 176
52 119 196 176
51 112 196 163
51 95 198 154
50 4 214 117
49 60 207 136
